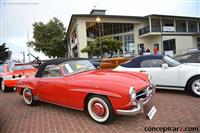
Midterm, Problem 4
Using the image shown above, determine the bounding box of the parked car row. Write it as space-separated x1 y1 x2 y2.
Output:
1 52 199 124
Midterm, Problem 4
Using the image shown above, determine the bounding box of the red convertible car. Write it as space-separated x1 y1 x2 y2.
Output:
0 63 37 92
16 58 155 123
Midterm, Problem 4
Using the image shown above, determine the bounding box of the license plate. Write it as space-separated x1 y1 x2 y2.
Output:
147 106 157 120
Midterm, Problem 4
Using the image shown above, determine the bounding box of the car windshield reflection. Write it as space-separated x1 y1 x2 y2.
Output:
163 55 181 67
62 60 96 75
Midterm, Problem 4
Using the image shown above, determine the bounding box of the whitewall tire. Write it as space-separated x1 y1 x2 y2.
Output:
87 95 115 124
23 88 36 105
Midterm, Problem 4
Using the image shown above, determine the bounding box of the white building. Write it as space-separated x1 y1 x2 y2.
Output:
66 9 200 58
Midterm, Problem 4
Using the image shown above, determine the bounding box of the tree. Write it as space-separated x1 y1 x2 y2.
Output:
28 17 67 58
0 43 12 62
81 36 123 57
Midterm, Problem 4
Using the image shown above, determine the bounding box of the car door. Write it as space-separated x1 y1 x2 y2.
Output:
36 64 69 106
133 59 180 86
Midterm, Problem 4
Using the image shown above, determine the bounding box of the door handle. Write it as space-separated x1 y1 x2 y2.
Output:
140 70 146 72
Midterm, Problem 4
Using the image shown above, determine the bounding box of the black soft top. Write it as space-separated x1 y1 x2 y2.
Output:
35 58 87 77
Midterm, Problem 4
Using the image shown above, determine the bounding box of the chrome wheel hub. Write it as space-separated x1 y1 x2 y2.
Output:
92 102 105 117
192 79 200 95
23 89 32 104
88 97 109 123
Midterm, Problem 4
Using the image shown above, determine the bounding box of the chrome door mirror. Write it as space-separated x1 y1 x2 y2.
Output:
161 63 168 69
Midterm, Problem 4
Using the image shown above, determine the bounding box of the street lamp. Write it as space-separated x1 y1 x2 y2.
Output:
96 16 103 58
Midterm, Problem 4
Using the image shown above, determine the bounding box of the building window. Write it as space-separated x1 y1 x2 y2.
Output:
163 19 174 26
197 38 200 50
199 23 200 32
176 20 186 32
188 21 197 32
138 43 145 55
163 39 176 54
124 34 134 55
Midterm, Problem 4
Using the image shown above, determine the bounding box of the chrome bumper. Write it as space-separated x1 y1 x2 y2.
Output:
116 85 156 115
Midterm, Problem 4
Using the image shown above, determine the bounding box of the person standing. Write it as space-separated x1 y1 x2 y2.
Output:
146 48 150 53
153 46 159 54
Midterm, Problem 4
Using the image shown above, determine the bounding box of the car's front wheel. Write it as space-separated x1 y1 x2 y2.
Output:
23 88 36 105
188 76 200 97
87 95 115 124
1 80 7 92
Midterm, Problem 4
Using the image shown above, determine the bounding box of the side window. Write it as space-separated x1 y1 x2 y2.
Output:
140 59 164 67
43 65 62 78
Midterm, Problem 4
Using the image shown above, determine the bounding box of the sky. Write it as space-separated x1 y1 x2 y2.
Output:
0 0 200 62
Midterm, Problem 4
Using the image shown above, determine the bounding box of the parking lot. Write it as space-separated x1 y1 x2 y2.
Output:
0 89 200 133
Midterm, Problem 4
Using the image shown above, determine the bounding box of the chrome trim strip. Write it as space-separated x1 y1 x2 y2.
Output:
37 99 83 111
156 86 184 90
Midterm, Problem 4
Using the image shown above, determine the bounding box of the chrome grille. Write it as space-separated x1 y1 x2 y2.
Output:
136 86 149 100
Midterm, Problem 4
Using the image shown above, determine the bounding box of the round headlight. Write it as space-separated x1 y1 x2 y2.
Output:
129 87 136 101
148 74 152 81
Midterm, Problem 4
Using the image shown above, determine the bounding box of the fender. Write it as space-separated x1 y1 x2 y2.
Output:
16 84 35 95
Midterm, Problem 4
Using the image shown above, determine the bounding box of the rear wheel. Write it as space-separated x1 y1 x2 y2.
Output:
187 76 200 97
23 88 36 105
87 95 115 124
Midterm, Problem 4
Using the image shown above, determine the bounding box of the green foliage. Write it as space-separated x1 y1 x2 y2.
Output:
0 43 12 62
29 17 67 58
81 36 122 57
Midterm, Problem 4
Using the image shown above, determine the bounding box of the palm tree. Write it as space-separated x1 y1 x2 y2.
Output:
0 43 12 62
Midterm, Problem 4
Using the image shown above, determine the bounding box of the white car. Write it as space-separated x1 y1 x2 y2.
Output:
114 55 200 97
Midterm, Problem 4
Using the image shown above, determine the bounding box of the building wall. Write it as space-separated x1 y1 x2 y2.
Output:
68 16 199 58
162 35 197 54
75 17 146 57
76 19 88 58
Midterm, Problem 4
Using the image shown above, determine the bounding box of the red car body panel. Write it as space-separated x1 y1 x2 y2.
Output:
17 69 150 112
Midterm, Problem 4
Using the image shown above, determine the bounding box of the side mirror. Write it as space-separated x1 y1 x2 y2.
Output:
161 63 168 69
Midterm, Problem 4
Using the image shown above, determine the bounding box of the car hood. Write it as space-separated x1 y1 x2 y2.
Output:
68 70 149 93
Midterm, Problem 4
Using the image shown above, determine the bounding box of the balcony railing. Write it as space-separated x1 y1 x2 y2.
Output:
176 27 187 32
139 26 150 35
139 25 161 35
188 28 198 32
139 25 199 36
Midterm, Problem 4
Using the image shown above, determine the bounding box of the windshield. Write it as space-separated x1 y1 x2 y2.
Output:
163 55 181 67
13 65 35 71
62 60 96 75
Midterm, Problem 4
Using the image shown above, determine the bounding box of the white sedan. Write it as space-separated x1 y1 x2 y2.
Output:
114 55 200 97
